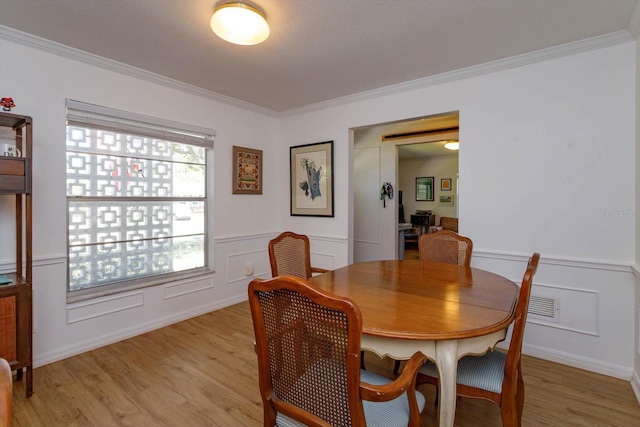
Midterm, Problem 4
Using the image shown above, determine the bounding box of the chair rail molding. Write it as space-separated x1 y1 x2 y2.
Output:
474 249 633 273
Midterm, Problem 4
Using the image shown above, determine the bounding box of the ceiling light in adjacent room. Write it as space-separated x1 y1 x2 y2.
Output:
210 2 270 45
444 141 460 150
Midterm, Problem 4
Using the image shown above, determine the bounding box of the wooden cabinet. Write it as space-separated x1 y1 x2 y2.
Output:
0 112 33 397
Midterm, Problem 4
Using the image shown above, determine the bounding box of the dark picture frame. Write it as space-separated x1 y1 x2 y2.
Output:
290 141 334 217
441 178 452 191
232 145 263 194
416 176 434 201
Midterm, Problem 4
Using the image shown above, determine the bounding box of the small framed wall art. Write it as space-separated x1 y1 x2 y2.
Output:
232 145 263 194
441 178 452 191
290 141 334 217
439 195 454 207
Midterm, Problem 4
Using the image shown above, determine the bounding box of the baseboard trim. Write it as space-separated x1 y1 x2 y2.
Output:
631 370 640 405
521 342 633 380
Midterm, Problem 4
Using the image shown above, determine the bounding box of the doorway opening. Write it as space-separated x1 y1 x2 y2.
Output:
352 112 459 263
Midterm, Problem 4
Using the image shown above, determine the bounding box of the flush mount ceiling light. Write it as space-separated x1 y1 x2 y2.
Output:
444 141 460 150
210 2 270 46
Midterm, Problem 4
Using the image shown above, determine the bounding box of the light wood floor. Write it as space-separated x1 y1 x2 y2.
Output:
405 247 419 260
9 301 640 426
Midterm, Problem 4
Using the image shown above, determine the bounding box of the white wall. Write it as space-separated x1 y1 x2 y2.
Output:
0 33 280 366
633 28 640 401
280 42 637 379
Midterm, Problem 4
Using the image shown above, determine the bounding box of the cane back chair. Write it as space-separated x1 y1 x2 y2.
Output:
248 275 427 427
268 232 329 279
418 230 473 267
417 252 540 427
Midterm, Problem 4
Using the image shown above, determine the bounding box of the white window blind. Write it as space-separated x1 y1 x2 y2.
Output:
66 99 215 148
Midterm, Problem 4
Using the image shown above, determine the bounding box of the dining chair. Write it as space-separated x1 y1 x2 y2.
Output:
403 226 420 250
268 231 329 279
418 229 473 266
390 230 473 374
0 358 12 427
416 252 541 427
248 275 427 427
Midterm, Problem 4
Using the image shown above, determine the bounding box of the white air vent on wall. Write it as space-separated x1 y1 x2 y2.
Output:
528 294 560 323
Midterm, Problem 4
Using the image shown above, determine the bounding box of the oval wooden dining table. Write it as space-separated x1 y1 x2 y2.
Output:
309 259 519 427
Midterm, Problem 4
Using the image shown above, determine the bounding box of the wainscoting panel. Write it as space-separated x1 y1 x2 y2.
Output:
311 251 335 271
474 250 634 380
163 277 215 300
227 248 271 284
529 283 599 336
67 291 144 324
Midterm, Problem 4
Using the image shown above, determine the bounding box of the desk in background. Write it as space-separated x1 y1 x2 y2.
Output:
397 223 412 259
410 213 435 234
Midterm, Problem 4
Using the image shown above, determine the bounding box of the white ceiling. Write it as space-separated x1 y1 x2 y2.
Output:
0 0 638 113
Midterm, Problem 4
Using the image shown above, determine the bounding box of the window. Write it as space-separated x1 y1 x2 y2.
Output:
65 100 215 301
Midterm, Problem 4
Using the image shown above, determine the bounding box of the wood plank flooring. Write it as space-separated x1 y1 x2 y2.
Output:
9 301 640 426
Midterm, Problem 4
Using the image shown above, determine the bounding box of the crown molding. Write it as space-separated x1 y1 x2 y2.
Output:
1 25 634 119
628 0 640 39
0 25 278 118
281 30 635 117
632 263 640 278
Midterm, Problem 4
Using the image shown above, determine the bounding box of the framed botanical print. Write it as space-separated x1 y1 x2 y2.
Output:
290 141 334 217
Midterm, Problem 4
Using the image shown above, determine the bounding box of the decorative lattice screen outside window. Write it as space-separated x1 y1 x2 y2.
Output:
65 100 214 301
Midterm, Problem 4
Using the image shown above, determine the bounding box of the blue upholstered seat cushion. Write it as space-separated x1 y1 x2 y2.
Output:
276 368 426 427
418 350 507 395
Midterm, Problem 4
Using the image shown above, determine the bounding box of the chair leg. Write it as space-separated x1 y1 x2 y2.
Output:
393 359 402 375
500 394 520 427
515 363 525 424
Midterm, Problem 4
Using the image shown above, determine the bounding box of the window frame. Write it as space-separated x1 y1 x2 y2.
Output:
65 100 215 302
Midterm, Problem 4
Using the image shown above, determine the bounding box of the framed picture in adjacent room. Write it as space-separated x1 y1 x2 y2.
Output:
441 178 452 191
290 141 334 217
439 195 454 207
416 176 434 201
232 145 263 194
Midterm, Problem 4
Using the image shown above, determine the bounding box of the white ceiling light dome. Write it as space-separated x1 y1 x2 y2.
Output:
444 141 459 150
210 2 270 46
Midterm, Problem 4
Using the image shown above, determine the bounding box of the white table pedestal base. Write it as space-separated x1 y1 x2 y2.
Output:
361 329 507 427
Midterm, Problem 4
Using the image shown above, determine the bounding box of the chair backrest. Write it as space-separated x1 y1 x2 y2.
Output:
248 275 366 426
439 217 458 233
418 230 473 266
0 358 11 427
268 232 313 279
503 253 540 389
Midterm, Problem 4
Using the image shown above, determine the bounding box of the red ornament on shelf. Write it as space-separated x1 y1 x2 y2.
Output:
0 98 16 111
